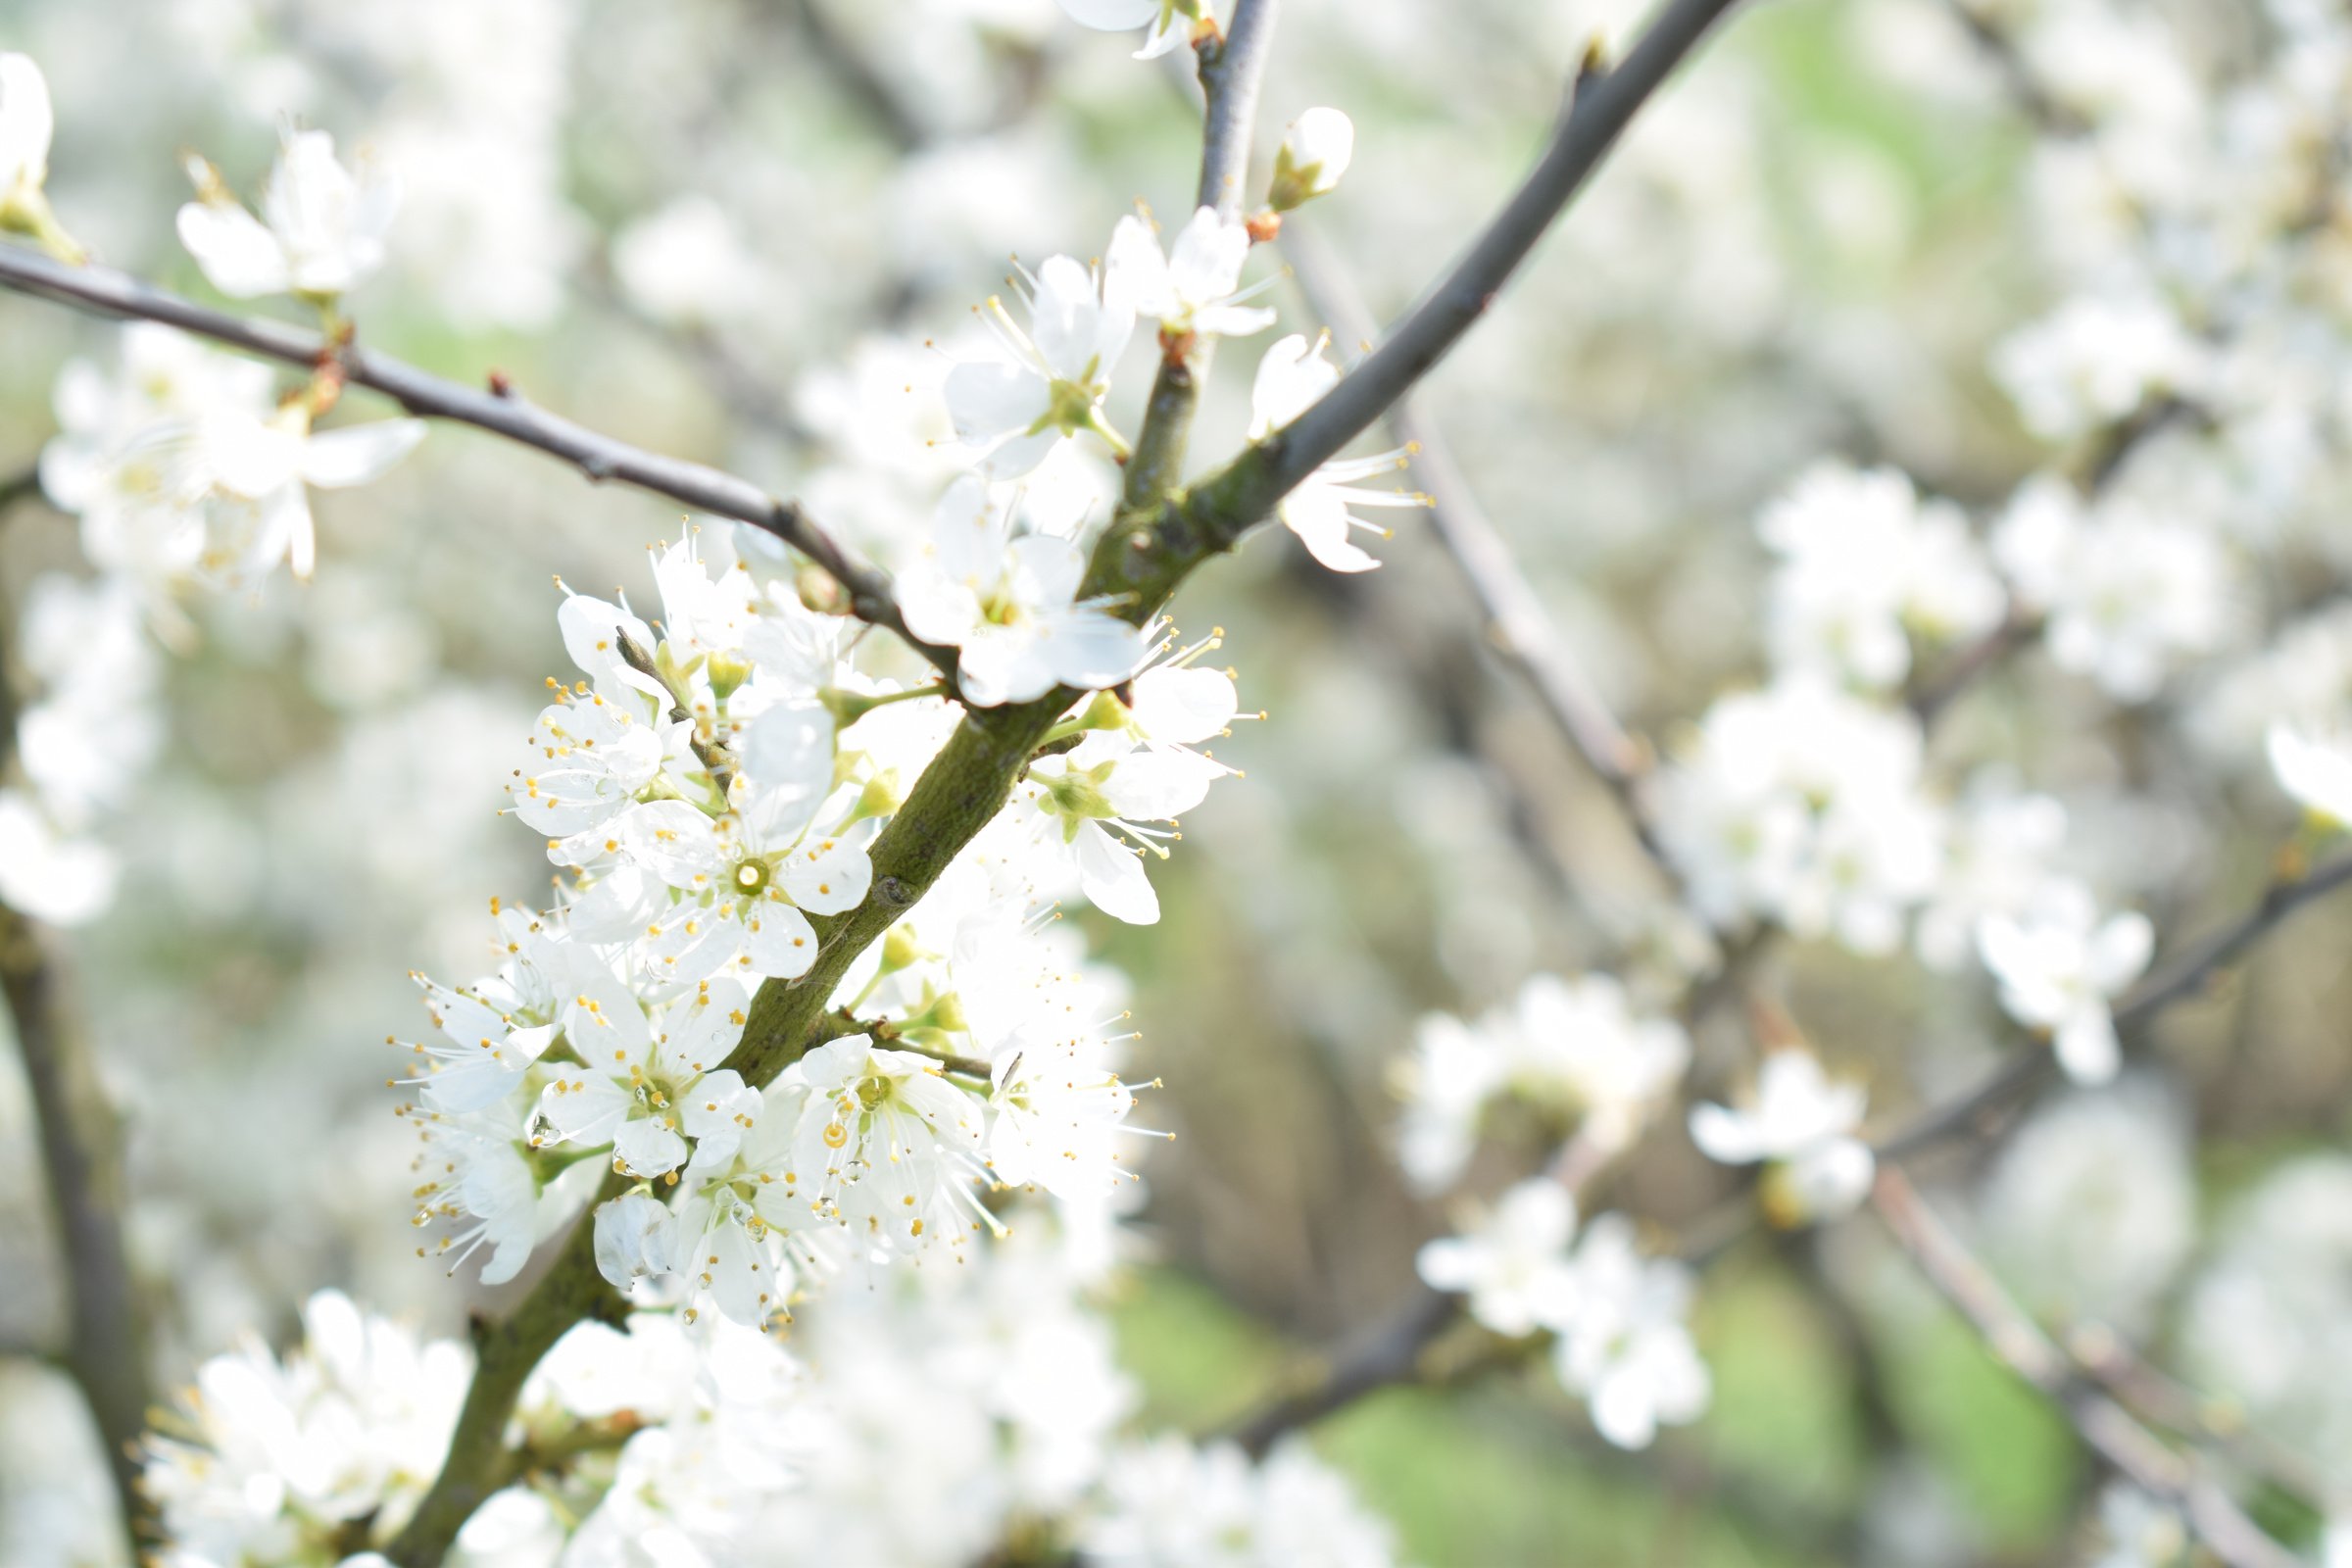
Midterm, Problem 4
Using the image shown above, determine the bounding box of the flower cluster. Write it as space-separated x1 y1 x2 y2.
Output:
1393 971 1690 1195
1416 1181 1710 1449
388 535 1191 1324
142 1292 467 1565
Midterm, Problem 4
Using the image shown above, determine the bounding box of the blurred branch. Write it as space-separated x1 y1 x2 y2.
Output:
1224 1284 1457 1457
1871 1167 2299 1568
0 638 152 1550
579 259 817 450
1278 219 1681 891
1222 849 2352 1455
1940 0 2082 135
0 466 42 517
0 242 959 681
1236 0 1743 516
1878 850 2352 1160
0 916 150 1549
2066 1321 2344 1513
779 0 927 151
1907 394 2195 722
1905 608 2039 726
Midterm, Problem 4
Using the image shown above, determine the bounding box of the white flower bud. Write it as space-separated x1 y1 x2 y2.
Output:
0 53 54 213
0 53 80 262
1267 107 1354 214
593 1192 679 1292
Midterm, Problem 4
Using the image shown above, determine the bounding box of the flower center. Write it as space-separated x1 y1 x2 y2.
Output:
733 858 770 896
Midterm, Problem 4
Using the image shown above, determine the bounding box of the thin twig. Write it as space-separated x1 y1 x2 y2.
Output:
1222 850 2352 1451
780 0 928 151
1195 0 1280 219
1940 0 2083 135
614 629 736 796
0 243 956 680
2067 1321 2343 1512
1872 1168 2298 1568
1248 0 1742 507
0 628 151 1550
1878 852 2352 1160
1279 219 1681 888
1222 1285 1462 1458
0 466 42 516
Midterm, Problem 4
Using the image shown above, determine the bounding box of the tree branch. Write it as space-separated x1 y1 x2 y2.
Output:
1224 1284 1456 1458
390 0 1754 1544
1871 1167 2299 1568
0 466 42 517
388 1002 873 1563
0 243 956 680
0 909 151 1550
1278 217 1679 886
1249 0 1739 506
1195 0 1280 220
1096 0 1743 622
1219 848 2352 1455
1878 851 2352 1160
2066 1321 2342 1513
0 633 151 1550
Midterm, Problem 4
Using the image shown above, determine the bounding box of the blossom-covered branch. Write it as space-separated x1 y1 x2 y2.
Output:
1880 851 2352 1159
1222 848 2352 1458
0 243 958 678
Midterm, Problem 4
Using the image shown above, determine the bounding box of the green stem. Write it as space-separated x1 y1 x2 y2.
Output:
386 1169 632 1565
824 682 946 725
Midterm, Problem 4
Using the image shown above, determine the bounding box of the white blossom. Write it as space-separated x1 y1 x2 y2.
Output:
897 476 1149 706
1083 1436 1396 1567
0 787 115 925
1978 880 2154 1085
1991 293 2205 443
1016 731 1209 924
537 976 759 1179
1978 1081 2195 1338
1055 0 1211 60
1416 1177 1582 1337
775 1033 991 1253
1993 478 2231 704
1689 1050 1876 1220
179 128 401 302
142 1293 468 1563
946 254 1136 477
2266 722 2352 826
1756 461 2003 689
0 52 58 237
1107 207 1277 339
1249 334 1423 572
1268 108 1355 212
1551 1214 1711 1449
1654 677 1943 952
